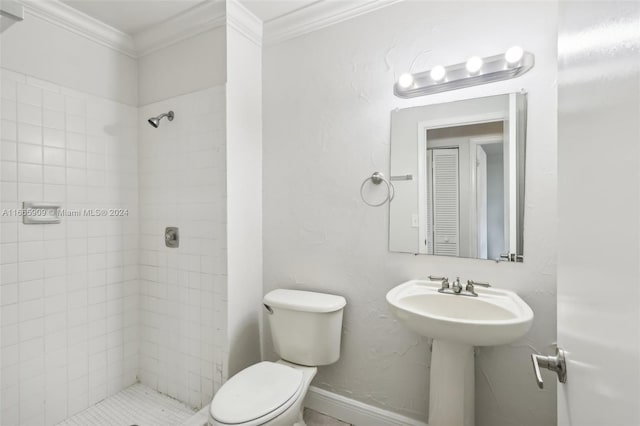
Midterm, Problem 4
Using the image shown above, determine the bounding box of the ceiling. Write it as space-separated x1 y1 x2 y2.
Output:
60 0 319 35
61 1 203 34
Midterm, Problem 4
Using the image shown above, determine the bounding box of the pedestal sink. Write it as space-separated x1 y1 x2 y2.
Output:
386 279 533 426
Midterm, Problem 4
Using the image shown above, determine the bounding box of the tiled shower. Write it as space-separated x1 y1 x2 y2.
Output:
1 70 140 425
0 1 250 423
137 86 227 408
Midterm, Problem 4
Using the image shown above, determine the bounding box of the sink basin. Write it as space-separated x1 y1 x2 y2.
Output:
387 279 534 426
387 279 534 346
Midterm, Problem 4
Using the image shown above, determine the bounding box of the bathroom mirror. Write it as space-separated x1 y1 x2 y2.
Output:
389 93 526 261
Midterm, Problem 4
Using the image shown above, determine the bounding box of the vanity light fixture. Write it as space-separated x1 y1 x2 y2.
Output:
394 46 534 98
397 73 415 89
505 45 525 65
430 65 446 82
465 56 483 74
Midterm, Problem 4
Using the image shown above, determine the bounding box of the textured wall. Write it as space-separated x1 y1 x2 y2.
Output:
0 68 138 426
263 2 557 425
225 5 263 379
137 86 227 409
137 27 227 106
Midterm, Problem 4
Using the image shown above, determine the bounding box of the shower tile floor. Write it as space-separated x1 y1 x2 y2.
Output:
56 382 350 426
56 383 196 426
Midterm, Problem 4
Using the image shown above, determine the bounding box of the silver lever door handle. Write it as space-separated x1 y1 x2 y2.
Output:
531 348 567 389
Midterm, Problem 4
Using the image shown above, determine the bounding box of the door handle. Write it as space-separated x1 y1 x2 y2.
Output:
531 347 567 389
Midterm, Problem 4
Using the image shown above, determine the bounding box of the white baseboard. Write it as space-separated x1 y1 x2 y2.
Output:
304 386 428 426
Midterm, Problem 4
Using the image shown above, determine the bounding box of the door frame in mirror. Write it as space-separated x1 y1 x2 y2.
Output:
417 111 507 255
469 134 503 258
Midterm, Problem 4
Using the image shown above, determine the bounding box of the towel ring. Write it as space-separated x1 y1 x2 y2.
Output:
360 172 395 207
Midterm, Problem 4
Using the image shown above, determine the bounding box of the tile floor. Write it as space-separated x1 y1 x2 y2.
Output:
55 382 350 426
56 383 195 426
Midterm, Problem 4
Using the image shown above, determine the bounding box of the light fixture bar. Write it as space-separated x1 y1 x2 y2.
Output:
394 50 534 98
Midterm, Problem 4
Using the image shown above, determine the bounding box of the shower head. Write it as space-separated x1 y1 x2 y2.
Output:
148 111 174 128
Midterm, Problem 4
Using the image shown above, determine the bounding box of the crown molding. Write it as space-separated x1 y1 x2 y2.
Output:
16 0 226 59
264 0 403 46
18 0 137 58
15 0 401 56
226 0 262 47
134 1 226 57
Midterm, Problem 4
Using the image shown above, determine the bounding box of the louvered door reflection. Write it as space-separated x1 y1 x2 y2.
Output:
431 148 460 256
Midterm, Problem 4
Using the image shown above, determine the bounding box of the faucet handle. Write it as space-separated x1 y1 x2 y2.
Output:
465 280 491 295
467 280 491 288
428 275 449 289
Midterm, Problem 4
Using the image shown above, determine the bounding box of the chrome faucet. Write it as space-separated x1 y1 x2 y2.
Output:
465 280 491 296
451 277 463 294
430 274 491 297
428 275 449 292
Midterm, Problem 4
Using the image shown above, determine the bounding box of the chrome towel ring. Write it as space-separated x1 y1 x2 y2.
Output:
360 172 395 207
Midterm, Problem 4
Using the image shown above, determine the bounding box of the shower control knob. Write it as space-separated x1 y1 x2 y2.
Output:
165 227 179 248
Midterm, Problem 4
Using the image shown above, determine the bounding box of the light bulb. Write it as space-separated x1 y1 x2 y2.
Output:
430 65 446 82
505 46 524 65
466 56 483 74
397 73 414 89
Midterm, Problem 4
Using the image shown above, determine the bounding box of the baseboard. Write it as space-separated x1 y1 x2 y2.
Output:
304 386 428 426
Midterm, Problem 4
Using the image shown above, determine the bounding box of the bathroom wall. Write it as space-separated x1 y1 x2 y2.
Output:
225 0 263 378
137 27 227 106
137 85 227 409
263 2 557 425
0 68 139 426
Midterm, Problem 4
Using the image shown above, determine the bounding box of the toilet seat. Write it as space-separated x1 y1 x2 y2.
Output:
210 361 304 425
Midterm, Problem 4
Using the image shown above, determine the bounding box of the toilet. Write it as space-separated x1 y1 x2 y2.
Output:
208 289 347 426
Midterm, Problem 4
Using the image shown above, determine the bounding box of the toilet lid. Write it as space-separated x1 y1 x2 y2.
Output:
210 361 304 425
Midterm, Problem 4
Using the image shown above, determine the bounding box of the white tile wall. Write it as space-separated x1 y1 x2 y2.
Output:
0 68 139 426
137 86 227 409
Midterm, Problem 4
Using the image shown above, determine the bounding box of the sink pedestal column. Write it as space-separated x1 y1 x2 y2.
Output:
428 340 474 426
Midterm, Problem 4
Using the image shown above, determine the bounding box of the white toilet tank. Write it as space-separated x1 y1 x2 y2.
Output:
263 289 346 366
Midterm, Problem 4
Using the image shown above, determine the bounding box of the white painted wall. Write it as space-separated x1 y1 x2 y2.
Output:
137 27 227 105
225 0 263 378
263 2 557 424
557 1 640 425
0 11 137 106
